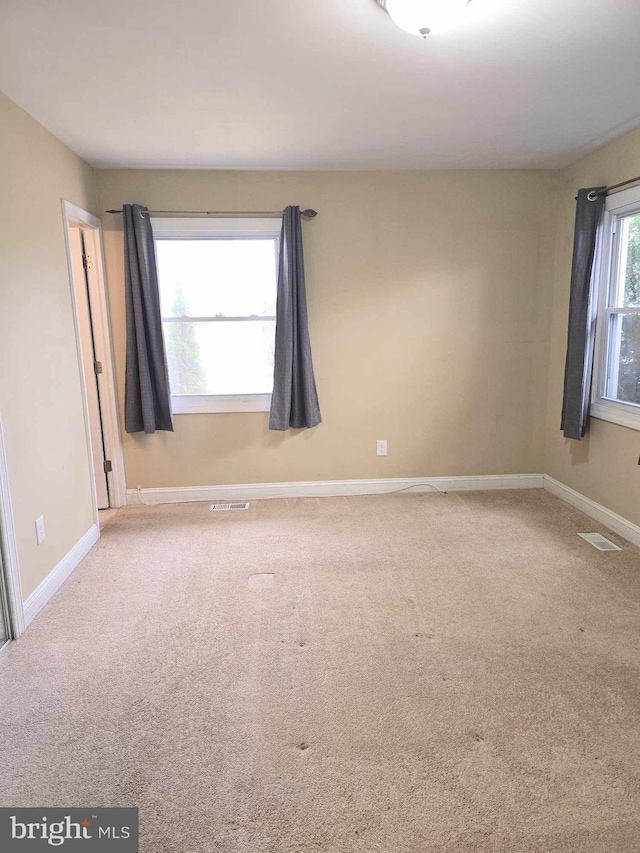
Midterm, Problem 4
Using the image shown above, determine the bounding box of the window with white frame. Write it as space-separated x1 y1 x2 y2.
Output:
152 217 280 413
592 185 640 430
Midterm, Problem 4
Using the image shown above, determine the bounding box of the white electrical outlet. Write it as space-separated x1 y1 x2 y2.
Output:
35 516 46 545
377 439 388 457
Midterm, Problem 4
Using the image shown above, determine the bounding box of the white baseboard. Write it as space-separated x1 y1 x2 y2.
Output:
23 524 100 629
126 474 545 506
543 475 640 549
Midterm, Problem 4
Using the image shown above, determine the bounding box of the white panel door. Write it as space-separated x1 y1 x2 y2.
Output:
69 227 110 509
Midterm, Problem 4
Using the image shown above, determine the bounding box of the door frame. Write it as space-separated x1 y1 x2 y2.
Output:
62 201 126 510
0 409 24 638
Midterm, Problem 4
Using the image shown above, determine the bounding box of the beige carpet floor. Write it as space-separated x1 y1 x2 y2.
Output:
1 490 640 852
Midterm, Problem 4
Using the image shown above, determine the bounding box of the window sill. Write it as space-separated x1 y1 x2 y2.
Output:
172 394 271 414
590 401 640 432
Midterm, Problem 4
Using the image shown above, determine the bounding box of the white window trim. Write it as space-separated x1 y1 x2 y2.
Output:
172 394 272 414
591 184 640 432
152 217 280 415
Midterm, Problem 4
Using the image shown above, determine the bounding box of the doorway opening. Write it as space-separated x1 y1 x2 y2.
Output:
62 202 125 513
0 411 24 639
0 542 11 650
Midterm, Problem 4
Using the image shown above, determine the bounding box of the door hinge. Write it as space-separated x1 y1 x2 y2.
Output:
94 361 102 375
82 253 93 270
104 460 112 473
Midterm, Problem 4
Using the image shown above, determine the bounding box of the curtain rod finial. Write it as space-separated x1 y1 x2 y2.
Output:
106 209 122 214
301 209 318 220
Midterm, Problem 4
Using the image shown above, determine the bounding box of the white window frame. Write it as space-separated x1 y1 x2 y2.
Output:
591 185 640 432
152 217 280 414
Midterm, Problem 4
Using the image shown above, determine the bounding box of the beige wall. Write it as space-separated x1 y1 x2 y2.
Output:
97 168 559 490
545 126 640 526
0 91 97 598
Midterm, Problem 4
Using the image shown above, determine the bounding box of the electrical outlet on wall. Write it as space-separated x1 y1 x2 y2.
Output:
377 439 388 457
35 516 46 545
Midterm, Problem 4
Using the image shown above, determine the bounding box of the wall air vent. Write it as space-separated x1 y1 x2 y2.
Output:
209 503 249 512
210 503 250 511
578 533 621 551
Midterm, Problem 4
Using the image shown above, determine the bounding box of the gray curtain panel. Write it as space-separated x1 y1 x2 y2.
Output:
269 206 322 431
123 204 174 434
561 187 606 440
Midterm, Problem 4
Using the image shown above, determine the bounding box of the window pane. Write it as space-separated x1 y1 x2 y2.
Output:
164 320 275 396
607 313 640 404
156 239 277 318
618 215 640 307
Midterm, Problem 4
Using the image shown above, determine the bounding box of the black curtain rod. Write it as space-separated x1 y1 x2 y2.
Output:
603 174 640 195
585 174 640 201
105 208 318 219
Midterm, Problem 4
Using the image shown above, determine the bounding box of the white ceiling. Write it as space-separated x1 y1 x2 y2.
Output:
1 0 640 170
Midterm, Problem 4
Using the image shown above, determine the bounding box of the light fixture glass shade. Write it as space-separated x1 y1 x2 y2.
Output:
385 0 471 35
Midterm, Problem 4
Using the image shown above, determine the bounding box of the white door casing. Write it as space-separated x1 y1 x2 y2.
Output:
0 409 25 637
62 201 126 510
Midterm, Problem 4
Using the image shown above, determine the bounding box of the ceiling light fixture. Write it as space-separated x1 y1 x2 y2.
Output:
375 0 473 38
